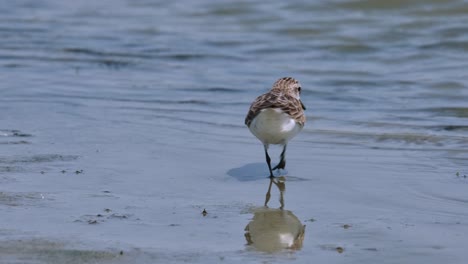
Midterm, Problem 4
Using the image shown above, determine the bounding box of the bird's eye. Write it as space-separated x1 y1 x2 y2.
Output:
297 87 301 92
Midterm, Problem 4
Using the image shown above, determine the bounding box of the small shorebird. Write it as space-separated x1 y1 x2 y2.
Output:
245 77 306 178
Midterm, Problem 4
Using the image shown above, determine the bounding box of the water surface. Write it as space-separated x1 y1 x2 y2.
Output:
1 0 468 263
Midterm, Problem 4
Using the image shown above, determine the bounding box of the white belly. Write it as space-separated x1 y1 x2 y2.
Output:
249 108 302 145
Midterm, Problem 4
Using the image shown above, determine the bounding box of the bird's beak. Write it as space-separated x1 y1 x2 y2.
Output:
300 100 306 110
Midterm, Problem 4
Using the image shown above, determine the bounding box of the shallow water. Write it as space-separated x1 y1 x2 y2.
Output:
1 0 468 263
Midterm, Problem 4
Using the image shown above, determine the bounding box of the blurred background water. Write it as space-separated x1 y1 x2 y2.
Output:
2 0 467 164
1 0 468 263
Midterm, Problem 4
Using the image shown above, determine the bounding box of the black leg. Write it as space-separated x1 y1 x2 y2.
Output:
272 144 287 171
264 145 274 178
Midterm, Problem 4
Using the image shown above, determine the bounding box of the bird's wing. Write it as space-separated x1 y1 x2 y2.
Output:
245 92 306 127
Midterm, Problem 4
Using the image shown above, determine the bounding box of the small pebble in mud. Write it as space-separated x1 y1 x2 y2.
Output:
97 214 103 217
104 208 112 213
40 171 45 174
336 247 344 253
61 170 66 173
110 213 128 219
343 224 351 229
202 209 208 216
75 169 84 174
88 220 98 224
119 250 123 255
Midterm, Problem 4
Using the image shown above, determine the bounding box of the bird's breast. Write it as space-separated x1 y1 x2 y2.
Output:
249 108 302 145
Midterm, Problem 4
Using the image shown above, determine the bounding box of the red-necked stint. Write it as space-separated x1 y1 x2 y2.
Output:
245 77 306 178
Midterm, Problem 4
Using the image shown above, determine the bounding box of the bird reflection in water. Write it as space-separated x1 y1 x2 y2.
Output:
244 177 306 252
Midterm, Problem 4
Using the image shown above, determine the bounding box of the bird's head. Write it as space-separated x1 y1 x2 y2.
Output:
271 77 302 100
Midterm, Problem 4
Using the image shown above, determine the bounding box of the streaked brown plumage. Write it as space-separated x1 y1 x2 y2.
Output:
245 77 306 177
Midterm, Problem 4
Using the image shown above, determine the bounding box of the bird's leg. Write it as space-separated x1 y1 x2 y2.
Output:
272 144 287 171
264 145 274 178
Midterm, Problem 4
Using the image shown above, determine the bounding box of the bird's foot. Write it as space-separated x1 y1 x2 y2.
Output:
272 161 286 171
